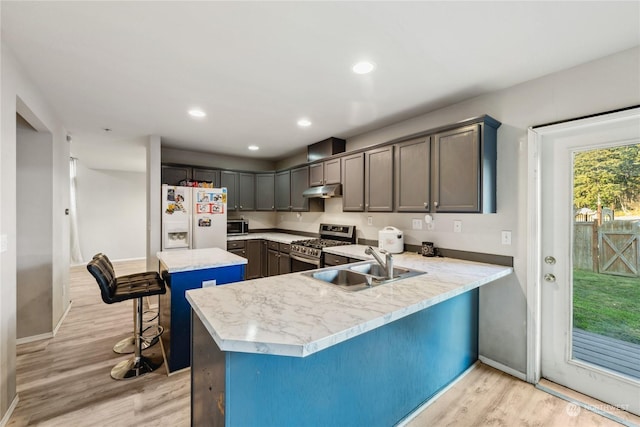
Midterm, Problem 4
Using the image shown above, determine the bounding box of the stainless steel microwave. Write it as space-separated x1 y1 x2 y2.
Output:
227 219 249 235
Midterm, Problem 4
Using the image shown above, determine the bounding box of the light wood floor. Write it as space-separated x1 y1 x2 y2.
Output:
7 259 638 426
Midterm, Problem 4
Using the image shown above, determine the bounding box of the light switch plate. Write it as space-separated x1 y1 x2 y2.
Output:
367 216 373 226
501 231 512 245
453 220 462 233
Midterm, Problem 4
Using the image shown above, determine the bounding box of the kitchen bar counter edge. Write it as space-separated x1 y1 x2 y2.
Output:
186 246 513 358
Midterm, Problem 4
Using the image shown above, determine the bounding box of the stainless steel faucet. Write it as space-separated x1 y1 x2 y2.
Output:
365 246 394 280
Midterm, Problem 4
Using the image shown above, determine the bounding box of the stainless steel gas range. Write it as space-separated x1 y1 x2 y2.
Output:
290 224 356 272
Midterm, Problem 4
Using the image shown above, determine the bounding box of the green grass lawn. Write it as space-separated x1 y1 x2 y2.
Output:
573 269 640 344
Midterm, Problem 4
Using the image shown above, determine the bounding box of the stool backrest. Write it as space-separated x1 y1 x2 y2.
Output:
87 253 117 304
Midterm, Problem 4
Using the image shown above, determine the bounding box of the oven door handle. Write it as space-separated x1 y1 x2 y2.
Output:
290 253 321 268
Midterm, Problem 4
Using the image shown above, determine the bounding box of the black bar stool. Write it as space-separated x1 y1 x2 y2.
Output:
94 254 160 354
87 253 166 380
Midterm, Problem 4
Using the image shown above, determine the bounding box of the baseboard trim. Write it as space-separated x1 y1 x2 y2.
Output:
479 355 527 381
0 394 19 427
16 332 53 345
53 300 73 336
396 361 479 426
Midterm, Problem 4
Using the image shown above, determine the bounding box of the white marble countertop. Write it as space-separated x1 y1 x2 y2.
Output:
227 232 311 244
186 245 513 357
157 247 247 273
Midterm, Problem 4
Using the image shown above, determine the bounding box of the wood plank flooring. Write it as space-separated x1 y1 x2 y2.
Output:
7 259 637 426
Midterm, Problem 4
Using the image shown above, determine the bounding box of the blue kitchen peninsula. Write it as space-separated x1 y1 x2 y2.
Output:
157 248 246 373
186 250 512 426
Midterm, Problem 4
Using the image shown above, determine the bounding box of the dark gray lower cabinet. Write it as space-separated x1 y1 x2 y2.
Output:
267 241 290 276
323 253 350 267
245 240 262 280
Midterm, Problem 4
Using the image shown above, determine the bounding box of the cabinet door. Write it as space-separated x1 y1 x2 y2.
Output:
290 166 309 211
261 240 268 277
192 168 221 186
275 170 291 211
162 165 192 185
342 153 365 212
278 252 291 274
267 249 279 276
324 253 350 267
433 124 480 213
395 137 430 212
221 171 238 210
365 146 394 212
324 158 341 185
309 163 324 186
239 172 255 211
255 173 275 211
245 240 262 280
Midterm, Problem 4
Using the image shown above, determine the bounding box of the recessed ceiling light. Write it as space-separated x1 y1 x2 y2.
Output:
297 118 312 127
188 109 206 118
248 145 259 151
352 61 375 74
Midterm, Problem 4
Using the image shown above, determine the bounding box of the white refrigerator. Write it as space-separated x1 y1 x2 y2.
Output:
161 185 227 250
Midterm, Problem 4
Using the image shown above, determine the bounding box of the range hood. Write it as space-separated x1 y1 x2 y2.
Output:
302 184 342 198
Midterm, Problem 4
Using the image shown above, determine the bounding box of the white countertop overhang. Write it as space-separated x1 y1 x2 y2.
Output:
186 245 513 358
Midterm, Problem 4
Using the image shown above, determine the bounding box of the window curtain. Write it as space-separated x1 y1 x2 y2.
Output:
69 157 83 263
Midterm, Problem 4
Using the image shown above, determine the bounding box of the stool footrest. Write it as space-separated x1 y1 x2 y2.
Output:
110 354 164 380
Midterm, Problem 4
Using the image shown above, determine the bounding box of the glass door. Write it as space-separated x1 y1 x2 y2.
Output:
538 109 640 416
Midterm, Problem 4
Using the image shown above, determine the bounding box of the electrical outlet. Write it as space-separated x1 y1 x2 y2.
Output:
202 279 217 287
412 219 423 230
501 231 512 245
367 216 373 226
453 220 462 233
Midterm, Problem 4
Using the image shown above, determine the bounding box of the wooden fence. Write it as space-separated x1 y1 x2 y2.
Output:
573 220 640 277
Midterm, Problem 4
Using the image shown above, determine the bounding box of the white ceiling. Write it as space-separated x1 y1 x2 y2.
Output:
2 1 639 171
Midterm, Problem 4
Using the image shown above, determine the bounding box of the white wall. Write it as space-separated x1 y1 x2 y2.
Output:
1 42 70 420
75 161 147 262
275 46 640 375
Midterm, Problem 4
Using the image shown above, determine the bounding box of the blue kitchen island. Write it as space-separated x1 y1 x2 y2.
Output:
157 248 246 373
186 249 512 426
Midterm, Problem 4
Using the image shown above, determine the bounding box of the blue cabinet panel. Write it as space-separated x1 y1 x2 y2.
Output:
224 289 478 426
161 264 244 372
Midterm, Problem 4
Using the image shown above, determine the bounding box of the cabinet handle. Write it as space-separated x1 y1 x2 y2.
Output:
272 206 274 209
240 205 243 209
424 202 429 208
434 201 439 208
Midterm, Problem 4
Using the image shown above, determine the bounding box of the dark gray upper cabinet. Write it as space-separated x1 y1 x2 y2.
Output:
342 153 365 212
290 166 309 211
245 240 262 280
432 118 499 213
275 170 291 211
309 163 324 187
309 158 341 186
365 146 394 212
221 171 238 210
395 137 430 212
255 173 275 211
221 171 255 211
192 168 221 186
324 158 341 184
161 165 191 185
238 172 255 211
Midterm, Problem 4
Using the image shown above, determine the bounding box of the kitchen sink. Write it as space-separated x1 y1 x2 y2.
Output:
303 261 425 292
305 269 373 292
348 262 411 279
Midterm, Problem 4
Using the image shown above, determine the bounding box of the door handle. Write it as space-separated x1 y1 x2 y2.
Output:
544 273 556 282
